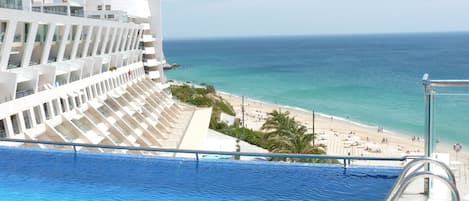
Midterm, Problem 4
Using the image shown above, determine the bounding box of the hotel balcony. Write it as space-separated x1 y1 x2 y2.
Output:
0 2 211 156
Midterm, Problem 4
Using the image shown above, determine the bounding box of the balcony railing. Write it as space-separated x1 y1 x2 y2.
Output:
0 138 421 168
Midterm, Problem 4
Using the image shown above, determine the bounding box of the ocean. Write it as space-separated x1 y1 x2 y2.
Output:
163 33 469 145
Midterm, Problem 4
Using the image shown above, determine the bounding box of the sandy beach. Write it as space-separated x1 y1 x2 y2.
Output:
218 91 469 196
216 91 469 167
170 81 469 195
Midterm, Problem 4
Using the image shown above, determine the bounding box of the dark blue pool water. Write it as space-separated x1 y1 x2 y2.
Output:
0 147 400 200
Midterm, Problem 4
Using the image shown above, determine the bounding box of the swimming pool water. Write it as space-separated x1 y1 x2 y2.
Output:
0 147 401 201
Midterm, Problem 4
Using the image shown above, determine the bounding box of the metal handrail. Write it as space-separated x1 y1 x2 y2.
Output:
388 171 460 201
423 73 469 87
0 138 412 167
385 157 457 201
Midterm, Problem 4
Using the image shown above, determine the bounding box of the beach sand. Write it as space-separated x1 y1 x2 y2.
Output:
217 91 469 167
170 82 469 195
217 91 469 195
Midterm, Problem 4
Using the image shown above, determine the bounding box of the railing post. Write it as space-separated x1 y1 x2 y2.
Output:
423 75 434 160
0 138 408 165
423 73 433 195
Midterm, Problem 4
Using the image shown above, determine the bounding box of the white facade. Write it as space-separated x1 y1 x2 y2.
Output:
84 0 166 81
0 2 210 152
85 0 151 18
0 8 143 97
147 0 166 81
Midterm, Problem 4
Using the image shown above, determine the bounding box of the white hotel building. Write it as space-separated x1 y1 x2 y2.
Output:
0 0 211 153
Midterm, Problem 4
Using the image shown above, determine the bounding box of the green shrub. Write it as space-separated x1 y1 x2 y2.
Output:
214 100 235 116
170 83 337 164
215 126 267 149
206 85 216 93
171 84 235 124
194 87 209 95
188 95 212 107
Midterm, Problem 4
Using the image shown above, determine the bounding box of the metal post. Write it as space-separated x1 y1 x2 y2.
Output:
423 73 434 195
423 74 434 159
312 110 315 147
241 96 245 129
236 96 244 160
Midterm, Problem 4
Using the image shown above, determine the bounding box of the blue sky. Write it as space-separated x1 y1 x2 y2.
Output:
162 0 469 39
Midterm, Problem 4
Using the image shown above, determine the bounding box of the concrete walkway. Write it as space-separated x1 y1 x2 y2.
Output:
175 107 212 157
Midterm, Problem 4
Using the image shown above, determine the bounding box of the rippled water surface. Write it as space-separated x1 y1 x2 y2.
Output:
0 147 401 200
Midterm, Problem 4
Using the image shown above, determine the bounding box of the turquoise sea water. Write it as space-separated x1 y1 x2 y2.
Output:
164 33 469 145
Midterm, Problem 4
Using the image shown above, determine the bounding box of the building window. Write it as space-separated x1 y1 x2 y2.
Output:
89 15 101 19
10 114 20 134
33 106 43 124
43 6 68 16
32 6 41 12
23 110 32 129
43 103 51 120
0 0 22 10
0 119 6 137
70 7 84 17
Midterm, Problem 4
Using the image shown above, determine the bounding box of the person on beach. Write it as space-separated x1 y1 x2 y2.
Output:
377 127 383 133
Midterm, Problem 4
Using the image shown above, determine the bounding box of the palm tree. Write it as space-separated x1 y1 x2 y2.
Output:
268 124 326 162
262 110 328 162
261 110 295 139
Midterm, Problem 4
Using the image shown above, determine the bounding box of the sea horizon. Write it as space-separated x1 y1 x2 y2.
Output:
164 31 469 41
164 32 469 145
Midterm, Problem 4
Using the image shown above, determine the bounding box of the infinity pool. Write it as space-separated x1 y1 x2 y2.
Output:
0 147 400 200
